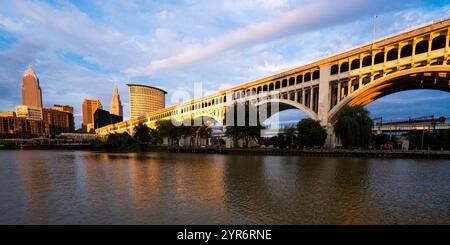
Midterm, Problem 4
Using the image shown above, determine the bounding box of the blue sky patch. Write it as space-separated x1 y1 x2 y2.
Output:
0 30 17 51
61 51 101 72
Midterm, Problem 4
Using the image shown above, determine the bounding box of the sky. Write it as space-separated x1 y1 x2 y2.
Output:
1 0 450 128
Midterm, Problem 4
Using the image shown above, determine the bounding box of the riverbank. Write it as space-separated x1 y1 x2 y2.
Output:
3 143 450 159
167 146 450 159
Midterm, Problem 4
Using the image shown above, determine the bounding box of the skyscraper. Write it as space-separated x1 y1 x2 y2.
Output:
110 85 123 118
128 84 166 118
82 99 102 131
22 66 43 108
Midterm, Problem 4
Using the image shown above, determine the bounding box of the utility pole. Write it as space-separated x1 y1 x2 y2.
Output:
371 15 378 51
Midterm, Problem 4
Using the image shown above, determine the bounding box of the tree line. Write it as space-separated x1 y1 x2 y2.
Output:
92 103 450 151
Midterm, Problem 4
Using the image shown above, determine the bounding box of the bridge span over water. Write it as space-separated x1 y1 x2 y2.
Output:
97 18 450 148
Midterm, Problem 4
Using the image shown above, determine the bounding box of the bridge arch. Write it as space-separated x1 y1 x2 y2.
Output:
340 61 349 73
351 58 360 70
185 112 224 127
415 39 429 55
400 44 413 58
329 65 450 123
432 35 446 50
255 97 318 122
386 48 398 61
374 51 384 64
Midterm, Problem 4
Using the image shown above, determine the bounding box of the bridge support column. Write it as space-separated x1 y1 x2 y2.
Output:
318 65 335 149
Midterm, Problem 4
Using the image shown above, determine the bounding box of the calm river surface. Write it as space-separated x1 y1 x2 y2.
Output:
0 150 449 224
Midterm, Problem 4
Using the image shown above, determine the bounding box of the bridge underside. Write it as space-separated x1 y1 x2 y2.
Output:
329 66 450 123
257 99 317 123
348 72 450 107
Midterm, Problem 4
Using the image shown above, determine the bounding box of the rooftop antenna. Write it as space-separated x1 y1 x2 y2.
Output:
371 15 378 51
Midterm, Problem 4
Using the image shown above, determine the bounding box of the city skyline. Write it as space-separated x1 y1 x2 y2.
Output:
1 0 450 129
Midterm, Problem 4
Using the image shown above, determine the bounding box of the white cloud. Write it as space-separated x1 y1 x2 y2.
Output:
155 10 174 21
125 0 382 76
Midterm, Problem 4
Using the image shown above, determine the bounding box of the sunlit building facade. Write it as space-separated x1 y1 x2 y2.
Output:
22 66 43 108
15 105 43 121
82 99 102 131
0 111 15 117
0 116 48 137
52 104 74 114
42 107 75 135
128 84 166 119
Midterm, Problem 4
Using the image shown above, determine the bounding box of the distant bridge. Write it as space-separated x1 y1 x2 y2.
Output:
97 18 450 148
373 115 450 132
373 123 450 132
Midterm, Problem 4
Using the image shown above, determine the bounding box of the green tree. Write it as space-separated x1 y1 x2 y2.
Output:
296 118 327 148
156 120 181 145
192 124 212 146
283 125 297 149
133 123 151 144
334 105 373 149
149 127 162 145
106 132 133 149
225 101 264 148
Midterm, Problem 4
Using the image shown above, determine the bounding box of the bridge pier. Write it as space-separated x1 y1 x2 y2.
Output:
317 65 336 149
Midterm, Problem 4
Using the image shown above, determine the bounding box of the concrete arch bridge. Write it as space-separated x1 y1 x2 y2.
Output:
97 18 450 148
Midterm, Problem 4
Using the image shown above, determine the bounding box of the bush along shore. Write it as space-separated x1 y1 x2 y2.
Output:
3 105 450 158
0 141 21 150
3 139 450 159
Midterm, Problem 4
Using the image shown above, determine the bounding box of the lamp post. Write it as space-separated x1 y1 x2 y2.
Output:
421 129 425 151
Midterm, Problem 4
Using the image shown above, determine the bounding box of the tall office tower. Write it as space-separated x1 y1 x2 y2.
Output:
110 85 123 118
22 66 43 108
127 84 166 118
82 99 102 130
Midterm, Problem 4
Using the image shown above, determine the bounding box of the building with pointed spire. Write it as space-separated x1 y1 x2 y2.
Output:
110 85 123 118
22 66 43 108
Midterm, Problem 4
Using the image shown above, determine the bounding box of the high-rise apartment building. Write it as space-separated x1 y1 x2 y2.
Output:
110 85 123 118
22 66 43 108
82 99 102 130
127 84 166 119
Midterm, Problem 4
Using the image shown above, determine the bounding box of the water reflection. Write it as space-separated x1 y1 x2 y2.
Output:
0 150 448 224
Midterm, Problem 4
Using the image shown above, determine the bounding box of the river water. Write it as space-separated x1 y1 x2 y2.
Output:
0 150 448 224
